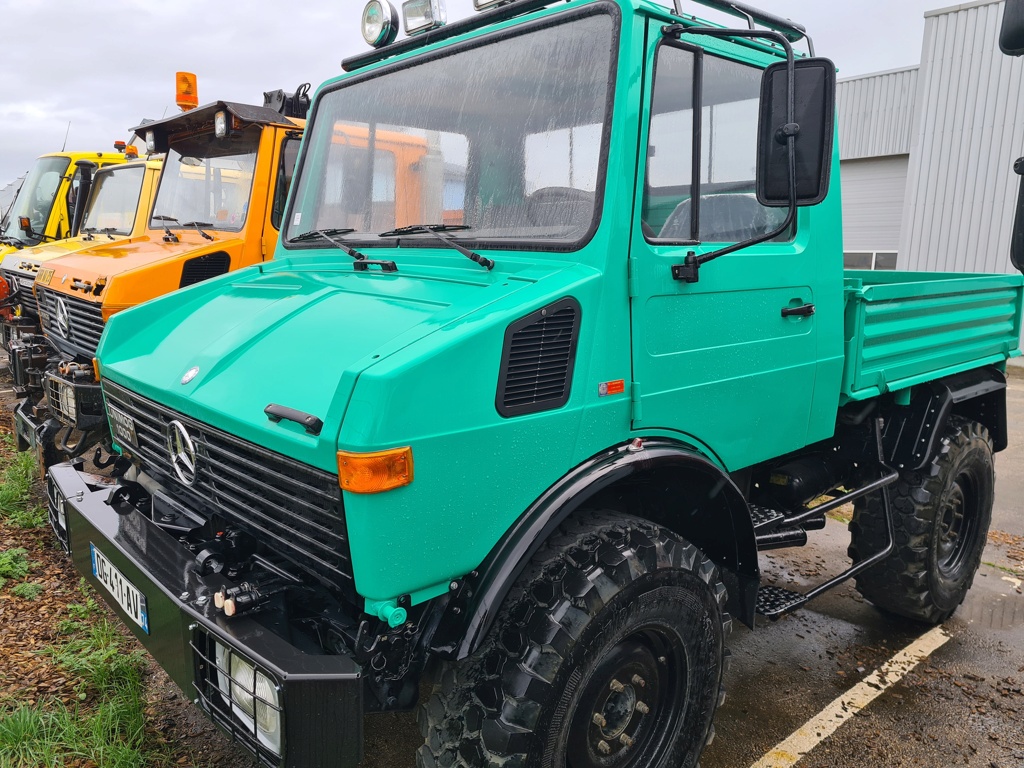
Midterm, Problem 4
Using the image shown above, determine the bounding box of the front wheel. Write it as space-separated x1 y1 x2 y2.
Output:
418 512 730 768
849 416 995 623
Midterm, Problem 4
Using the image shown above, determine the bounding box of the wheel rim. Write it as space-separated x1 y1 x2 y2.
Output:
936 469 981 579
566 630 688 768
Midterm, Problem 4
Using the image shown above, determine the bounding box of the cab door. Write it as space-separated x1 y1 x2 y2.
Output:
628 27 823 471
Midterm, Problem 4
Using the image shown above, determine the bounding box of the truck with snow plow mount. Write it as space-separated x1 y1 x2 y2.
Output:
45 1 1024 767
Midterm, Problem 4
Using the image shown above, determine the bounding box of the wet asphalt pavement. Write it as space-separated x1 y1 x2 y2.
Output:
360 375 1024 768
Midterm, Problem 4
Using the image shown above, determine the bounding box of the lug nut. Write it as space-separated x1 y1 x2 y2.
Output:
635 701 650 715
597 740 611 755
619 734 634 748
631 674 646 688
610 679 625 693
592 713 607 728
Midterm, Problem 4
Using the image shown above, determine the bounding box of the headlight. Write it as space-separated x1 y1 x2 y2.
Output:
145 131 156 154
214 110 228 139
215 643 282 756
49 379 77 423
361 0 399 48
402 0 445 35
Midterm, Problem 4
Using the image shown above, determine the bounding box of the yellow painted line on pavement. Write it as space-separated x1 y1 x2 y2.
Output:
751 625 950 768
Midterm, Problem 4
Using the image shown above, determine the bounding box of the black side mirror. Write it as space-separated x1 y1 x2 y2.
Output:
1001 0 1024 55
756 57 836 208
71 160 97 237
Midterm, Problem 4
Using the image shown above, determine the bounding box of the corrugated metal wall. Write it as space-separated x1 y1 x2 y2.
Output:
900 0 1024 274
837 67 919 160
840 156 911 252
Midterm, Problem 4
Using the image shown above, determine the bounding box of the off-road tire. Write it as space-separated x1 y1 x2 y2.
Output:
417 512 730 768
849 416 994 623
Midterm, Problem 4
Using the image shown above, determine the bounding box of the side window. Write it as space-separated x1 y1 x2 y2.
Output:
271 138 300 231
65 167 84 223
643 45 789 244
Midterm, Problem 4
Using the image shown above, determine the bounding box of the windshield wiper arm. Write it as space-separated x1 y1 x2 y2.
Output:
289 229 367 260
151 213 180 243
377 224 493 270
180 221 214 241
82 226 118 241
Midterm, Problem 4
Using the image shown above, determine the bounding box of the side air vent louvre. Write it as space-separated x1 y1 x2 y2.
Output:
496 297 581 418
180 252 231 288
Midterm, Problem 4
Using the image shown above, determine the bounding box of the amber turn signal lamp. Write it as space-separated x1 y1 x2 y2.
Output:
337 447 413 494
176 71 198 111
92 357 101 382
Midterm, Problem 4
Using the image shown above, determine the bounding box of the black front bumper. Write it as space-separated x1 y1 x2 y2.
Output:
48 463 365 768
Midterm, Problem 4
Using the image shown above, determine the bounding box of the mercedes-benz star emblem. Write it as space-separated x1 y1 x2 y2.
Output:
54 297 71 338
181 366 199 385
167 420 197 486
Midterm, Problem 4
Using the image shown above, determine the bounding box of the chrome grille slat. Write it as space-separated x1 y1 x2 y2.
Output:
103 380 352 589
36 286 104 356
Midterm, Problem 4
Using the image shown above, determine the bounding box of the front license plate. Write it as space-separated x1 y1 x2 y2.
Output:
90 543 149 634
107 404 138 447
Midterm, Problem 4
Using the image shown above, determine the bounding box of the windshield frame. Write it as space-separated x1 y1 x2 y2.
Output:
282 1 621 256
0 156 71 245
148 126 262 234
80 164 147 237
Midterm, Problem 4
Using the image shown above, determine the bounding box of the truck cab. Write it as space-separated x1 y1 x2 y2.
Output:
46 2 1024 767
1 156 162 380
0 151 127 259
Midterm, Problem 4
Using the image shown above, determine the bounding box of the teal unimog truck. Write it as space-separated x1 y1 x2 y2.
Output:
46 0 1024 766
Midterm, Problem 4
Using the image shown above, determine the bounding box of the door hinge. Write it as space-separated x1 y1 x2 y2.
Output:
630 381 642 423
261 236 268 260
628 257 640 298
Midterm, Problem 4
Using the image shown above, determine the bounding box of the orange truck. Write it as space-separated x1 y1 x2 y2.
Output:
12 90 309 465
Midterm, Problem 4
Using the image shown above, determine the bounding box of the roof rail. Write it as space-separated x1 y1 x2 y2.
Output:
681 0 807 43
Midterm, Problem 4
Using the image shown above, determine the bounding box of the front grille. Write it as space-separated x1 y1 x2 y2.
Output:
180 251 231 288
191 627 283 767
46 475 71 554
102 380 353 591
2 269 38 317
36 286 104 358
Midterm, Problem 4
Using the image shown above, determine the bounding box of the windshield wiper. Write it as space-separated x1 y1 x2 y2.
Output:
377 224 493 270
290 229 366 260
180 221 214 241
81 227 117 241
151 214 180 243
0 235 25 248
290 229 399 273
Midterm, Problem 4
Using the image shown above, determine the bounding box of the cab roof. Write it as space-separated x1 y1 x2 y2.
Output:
132 101 298 153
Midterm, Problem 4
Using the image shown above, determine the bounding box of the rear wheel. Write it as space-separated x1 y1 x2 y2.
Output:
418 512 730 768
849 416 994 623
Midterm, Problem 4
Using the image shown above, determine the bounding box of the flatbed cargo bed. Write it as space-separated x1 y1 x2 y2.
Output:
842 270 1024 401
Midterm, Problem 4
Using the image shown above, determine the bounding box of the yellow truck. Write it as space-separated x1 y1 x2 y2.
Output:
1 154 163 396
13 93 309 465
0 150 128 258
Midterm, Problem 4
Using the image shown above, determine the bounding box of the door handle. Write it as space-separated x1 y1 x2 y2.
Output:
781 303 815 318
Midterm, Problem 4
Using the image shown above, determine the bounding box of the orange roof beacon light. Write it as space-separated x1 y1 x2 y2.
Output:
176 71 199 111
337 447 414 494
124 145 139 159
114 140 127 153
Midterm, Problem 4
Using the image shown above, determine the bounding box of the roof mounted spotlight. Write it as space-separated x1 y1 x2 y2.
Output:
362 0 400 48
402 0 446 36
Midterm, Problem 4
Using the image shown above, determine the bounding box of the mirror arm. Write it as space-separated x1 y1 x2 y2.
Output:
1010 157 1024 273
663 25 798 283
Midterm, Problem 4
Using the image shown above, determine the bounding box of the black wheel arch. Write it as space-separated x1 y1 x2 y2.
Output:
883 365 1008 471
430 438 760 661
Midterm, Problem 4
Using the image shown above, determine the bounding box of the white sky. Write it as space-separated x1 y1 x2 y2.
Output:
0 0 941 185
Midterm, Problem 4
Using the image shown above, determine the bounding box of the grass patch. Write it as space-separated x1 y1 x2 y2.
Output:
11 582 43 601
0 603 164 768
0 547 31 588
0 435 37 522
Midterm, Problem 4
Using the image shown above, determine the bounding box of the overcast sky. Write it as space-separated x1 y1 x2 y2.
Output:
0 0 941 185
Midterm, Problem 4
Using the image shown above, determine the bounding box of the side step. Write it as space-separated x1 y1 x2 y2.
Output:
754 418 900 620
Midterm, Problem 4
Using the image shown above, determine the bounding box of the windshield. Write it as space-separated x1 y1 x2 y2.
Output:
286 10 615 250
0 156 70 245
0 177 24 228
81 165 147 236
150 126 260 232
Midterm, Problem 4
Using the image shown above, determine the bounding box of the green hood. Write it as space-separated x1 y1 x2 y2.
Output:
98 256 540 471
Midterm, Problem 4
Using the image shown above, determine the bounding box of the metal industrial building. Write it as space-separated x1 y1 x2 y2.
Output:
837 0 1023 277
